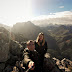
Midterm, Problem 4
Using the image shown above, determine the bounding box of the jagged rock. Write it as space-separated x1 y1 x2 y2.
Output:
53 58 65 72
0 27 24 72
0 27 10 62
0 43 10 62
2 40 24 72
53 57 61 66
61 58 70 67
9 40 23 56
43 53 61 72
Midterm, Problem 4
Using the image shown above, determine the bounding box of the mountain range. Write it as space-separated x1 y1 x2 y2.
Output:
0 21 72 60
11 21 59 50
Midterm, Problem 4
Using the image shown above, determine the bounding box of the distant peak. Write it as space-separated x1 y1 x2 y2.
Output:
26 21 34 25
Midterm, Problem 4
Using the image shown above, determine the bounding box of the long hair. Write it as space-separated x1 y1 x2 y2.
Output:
36 32 45 46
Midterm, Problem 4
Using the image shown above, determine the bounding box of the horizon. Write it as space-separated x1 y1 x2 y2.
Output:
0 0 72 27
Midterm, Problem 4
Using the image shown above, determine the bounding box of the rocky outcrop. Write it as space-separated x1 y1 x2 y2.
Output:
61 58 72 67
53 57 72 72
0 27 24 72
0 27 10 62
0 26 72 72
0 43 10 62
9 40 23 56
43 53 64 72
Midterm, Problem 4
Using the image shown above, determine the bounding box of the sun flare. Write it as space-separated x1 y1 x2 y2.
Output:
0 0 33 27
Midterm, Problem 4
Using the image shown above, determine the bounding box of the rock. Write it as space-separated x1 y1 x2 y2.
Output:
0 27 9 43
43 53 61 72
0 43 10 62
0 27 25 72
53 57 62 66
9 40 23 60
61 58 70 67
0 63 5 70
0 27 10 62
9 40 23 55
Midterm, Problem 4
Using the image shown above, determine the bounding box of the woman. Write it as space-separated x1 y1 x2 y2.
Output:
35 32 48 66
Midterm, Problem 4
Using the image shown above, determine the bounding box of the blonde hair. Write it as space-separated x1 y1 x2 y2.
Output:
36 32 45 46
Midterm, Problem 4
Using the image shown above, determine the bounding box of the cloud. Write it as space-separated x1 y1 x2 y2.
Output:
59 6 64 8
32 11 72 26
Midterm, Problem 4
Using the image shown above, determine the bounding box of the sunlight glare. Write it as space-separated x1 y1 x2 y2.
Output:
0 0 33 27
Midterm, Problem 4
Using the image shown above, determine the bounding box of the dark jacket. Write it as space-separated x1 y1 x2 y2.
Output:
35 41 48 65
23 48 41 72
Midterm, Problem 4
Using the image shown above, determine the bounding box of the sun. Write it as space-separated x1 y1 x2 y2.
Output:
0 0 33 27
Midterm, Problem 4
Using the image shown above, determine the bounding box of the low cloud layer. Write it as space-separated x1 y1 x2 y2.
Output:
32 11 72 26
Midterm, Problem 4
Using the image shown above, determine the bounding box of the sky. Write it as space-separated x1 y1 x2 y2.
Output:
0 0 72 26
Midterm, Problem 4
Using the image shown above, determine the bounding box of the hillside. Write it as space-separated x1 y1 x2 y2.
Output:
43 25 72 60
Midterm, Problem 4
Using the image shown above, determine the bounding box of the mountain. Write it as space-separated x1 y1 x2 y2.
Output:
50 25 72 36
12 21 42 40
49 25 72 43
0 23 11 31
11 21 59 50
42 25 72 60
0 25 72 72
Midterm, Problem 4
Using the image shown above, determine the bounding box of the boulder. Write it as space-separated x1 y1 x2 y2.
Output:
0 27 10 62
9 40 23 56
43 53 61 72
0 43 10 62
